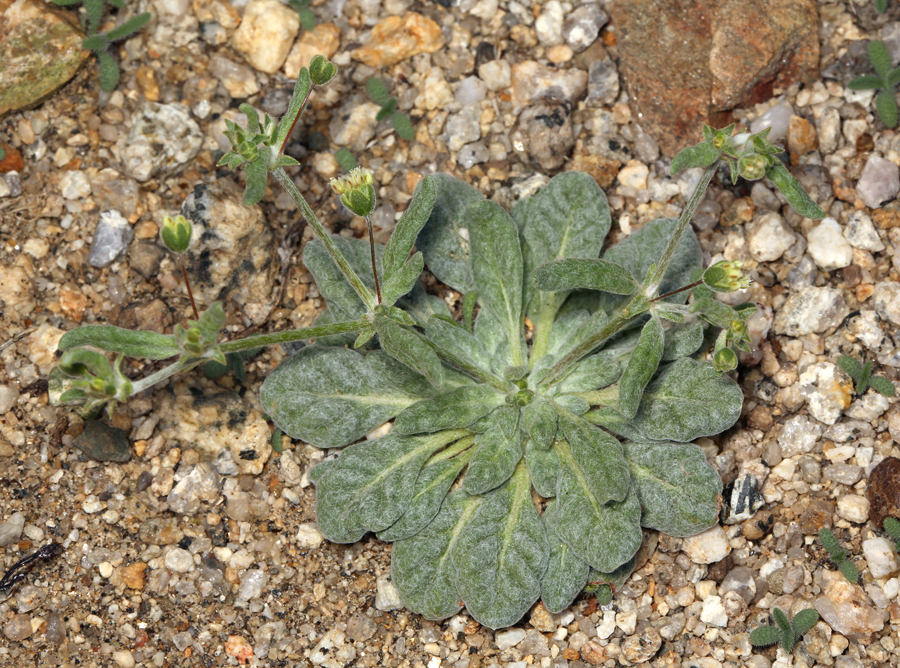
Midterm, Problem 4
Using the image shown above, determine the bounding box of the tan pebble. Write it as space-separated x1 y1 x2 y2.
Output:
18 118 35 145
133 220 158 240
192 0 241 29
232 0 300 74
135 66 160 102
351 12 445 67
405 172 424 194
856 283 875 302
225 635 253 662
119 562 147 590
546 44 574 64
581 639 606 664
788 114 817 161
59 287 87 322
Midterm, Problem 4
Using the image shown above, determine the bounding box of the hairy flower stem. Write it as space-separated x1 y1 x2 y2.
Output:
366 216 382 304
129 319 368 396
650 279 703 303
273 168 377 311
277 84 314 157
546 161 719 384
646 162 718 293
179 256 199 320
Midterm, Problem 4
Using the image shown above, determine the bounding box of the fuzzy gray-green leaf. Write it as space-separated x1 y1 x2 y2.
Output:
546 310 590 357
593 358 742 443
553 440 643 572
533 259 639 295
452 465 550 629
394 385 501 435
378 454 469 542
520 171 611 267
556 353 621 394
521 397 558 450
58 326 179 360
380 251 424 307
260 345 420 447
766 162 826 219
525 437 560 497
375 315 444 389
469 200 524 364
599 218 702 313
661 321 705 360
624 441 722 536
315 430 463 542
392 491 480 620
303 238 378 319
541 500 590 614
749 625 781 647
383 176 436 280
559 415 631 505
463 406 521 495
617 316 665 419
670 142 721 174
417 173 483 293
425 316 492 376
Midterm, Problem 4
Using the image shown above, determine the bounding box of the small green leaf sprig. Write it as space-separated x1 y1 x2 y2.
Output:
838 355 896 397
848 41 900 128
367 77 416 141
286 0 316 30
876 0 890 14
883 517 900 549
51 0 151 92
671 123 826 220
819 528 859 583
750 608 819 653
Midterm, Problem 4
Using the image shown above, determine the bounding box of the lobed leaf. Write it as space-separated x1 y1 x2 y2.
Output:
260 345 421 447
869 375 897 397
525 437 560 497
559 415 631 505
591 358 743 443
839 559 859 583
59 326 179 360
425 316 492 376
392 491 481 620
452 465 550 629
521 397 558 450
616 316 665 419
553 440 643 573
468 200 524 364
773 607 792 632
876 90 899 128
375 315 444 389
540 500 591 614
96 50 120 92
383 176 436 280
315 430 465 542
378 453 469 542
393 385 501 435
390 111 416 141
624 441 722 536
532 259 640 295
417 174 483 293
661 321 704 360
463 406 522 495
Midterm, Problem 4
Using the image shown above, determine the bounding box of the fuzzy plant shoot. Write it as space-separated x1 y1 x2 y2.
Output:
49 55 827 628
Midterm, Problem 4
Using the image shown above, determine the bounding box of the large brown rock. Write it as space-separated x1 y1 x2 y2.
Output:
610 0 819 157
0 0 91 118
867 456 900 529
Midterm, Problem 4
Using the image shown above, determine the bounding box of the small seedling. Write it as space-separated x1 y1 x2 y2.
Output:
819 528 859 583
750 607 819 653
51 0 151 92
883 517 900 549
367 77 415 141
334 147 358 171
876 0 889 12
287 0 316 30
847 40 900 128
837 355 896 397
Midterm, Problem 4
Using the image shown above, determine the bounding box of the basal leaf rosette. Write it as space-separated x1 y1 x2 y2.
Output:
260 171 743 628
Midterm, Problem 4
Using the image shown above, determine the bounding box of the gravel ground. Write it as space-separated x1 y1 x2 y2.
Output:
2 0 900 667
